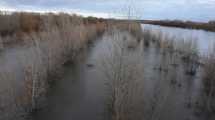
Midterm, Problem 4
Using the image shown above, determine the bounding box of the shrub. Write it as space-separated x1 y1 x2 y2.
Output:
142 28 200 75
0 12 107 119
0 13 20 36
99 30 144 120
0 36 3 51
107 21 143 41
19 13 41 33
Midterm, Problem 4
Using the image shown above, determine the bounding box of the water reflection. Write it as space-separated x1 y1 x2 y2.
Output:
142 24 215 55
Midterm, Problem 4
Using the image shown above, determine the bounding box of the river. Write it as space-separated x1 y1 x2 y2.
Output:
142 24 215 55
29 27 215 120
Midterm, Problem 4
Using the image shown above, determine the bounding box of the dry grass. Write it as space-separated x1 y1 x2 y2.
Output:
0 12 107 119
142 28 199 56
0 12 107 47
142 29 167 48
0 12 20 36
142 28 200 75
173 38 199 75
107 20 143 41
0 11 143 120
0 36 3 51
98 30 144 120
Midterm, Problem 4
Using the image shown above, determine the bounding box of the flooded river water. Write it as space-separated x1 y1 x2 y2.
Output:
30 27 215 120
142 24 215 55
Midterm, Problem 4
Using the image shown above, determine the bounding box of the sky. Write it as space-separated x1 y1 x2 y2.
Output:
0 0 215 22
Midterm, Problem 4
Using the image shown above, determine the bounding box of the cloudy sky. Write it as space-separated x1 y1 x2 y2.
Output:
0 0 215 21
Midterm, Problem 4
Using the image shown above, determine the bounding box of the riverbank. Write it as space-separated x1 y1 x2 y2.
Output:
141 20 215 32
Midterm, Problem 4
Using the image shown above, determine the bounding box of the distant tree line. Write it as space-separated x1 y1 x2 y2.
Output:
141 20 215 32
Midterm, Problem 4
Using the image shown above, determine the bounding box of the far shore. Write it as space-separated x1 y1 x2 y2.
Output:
140 19 215 32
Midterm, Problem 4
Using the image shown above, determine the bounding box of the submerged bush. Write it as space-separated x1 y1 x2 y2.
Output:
0 12 106 119
142 28 200 73
108 21 143 41
0 12 20 36
202 46 215 112
0 36 3 51
99 30 144 120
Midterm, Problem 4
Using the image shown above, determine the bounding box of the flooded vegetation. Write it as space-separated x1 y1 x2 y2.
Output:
0 12 106 120
30 24 215 120
1 11 215 120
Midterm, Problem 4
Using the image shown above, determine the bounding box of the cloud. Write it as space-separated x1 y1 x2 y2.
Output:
0 0 215 21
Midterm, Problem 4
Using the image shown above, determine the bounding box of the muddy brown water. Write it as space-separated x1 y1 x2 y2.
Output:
29 30 214 120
